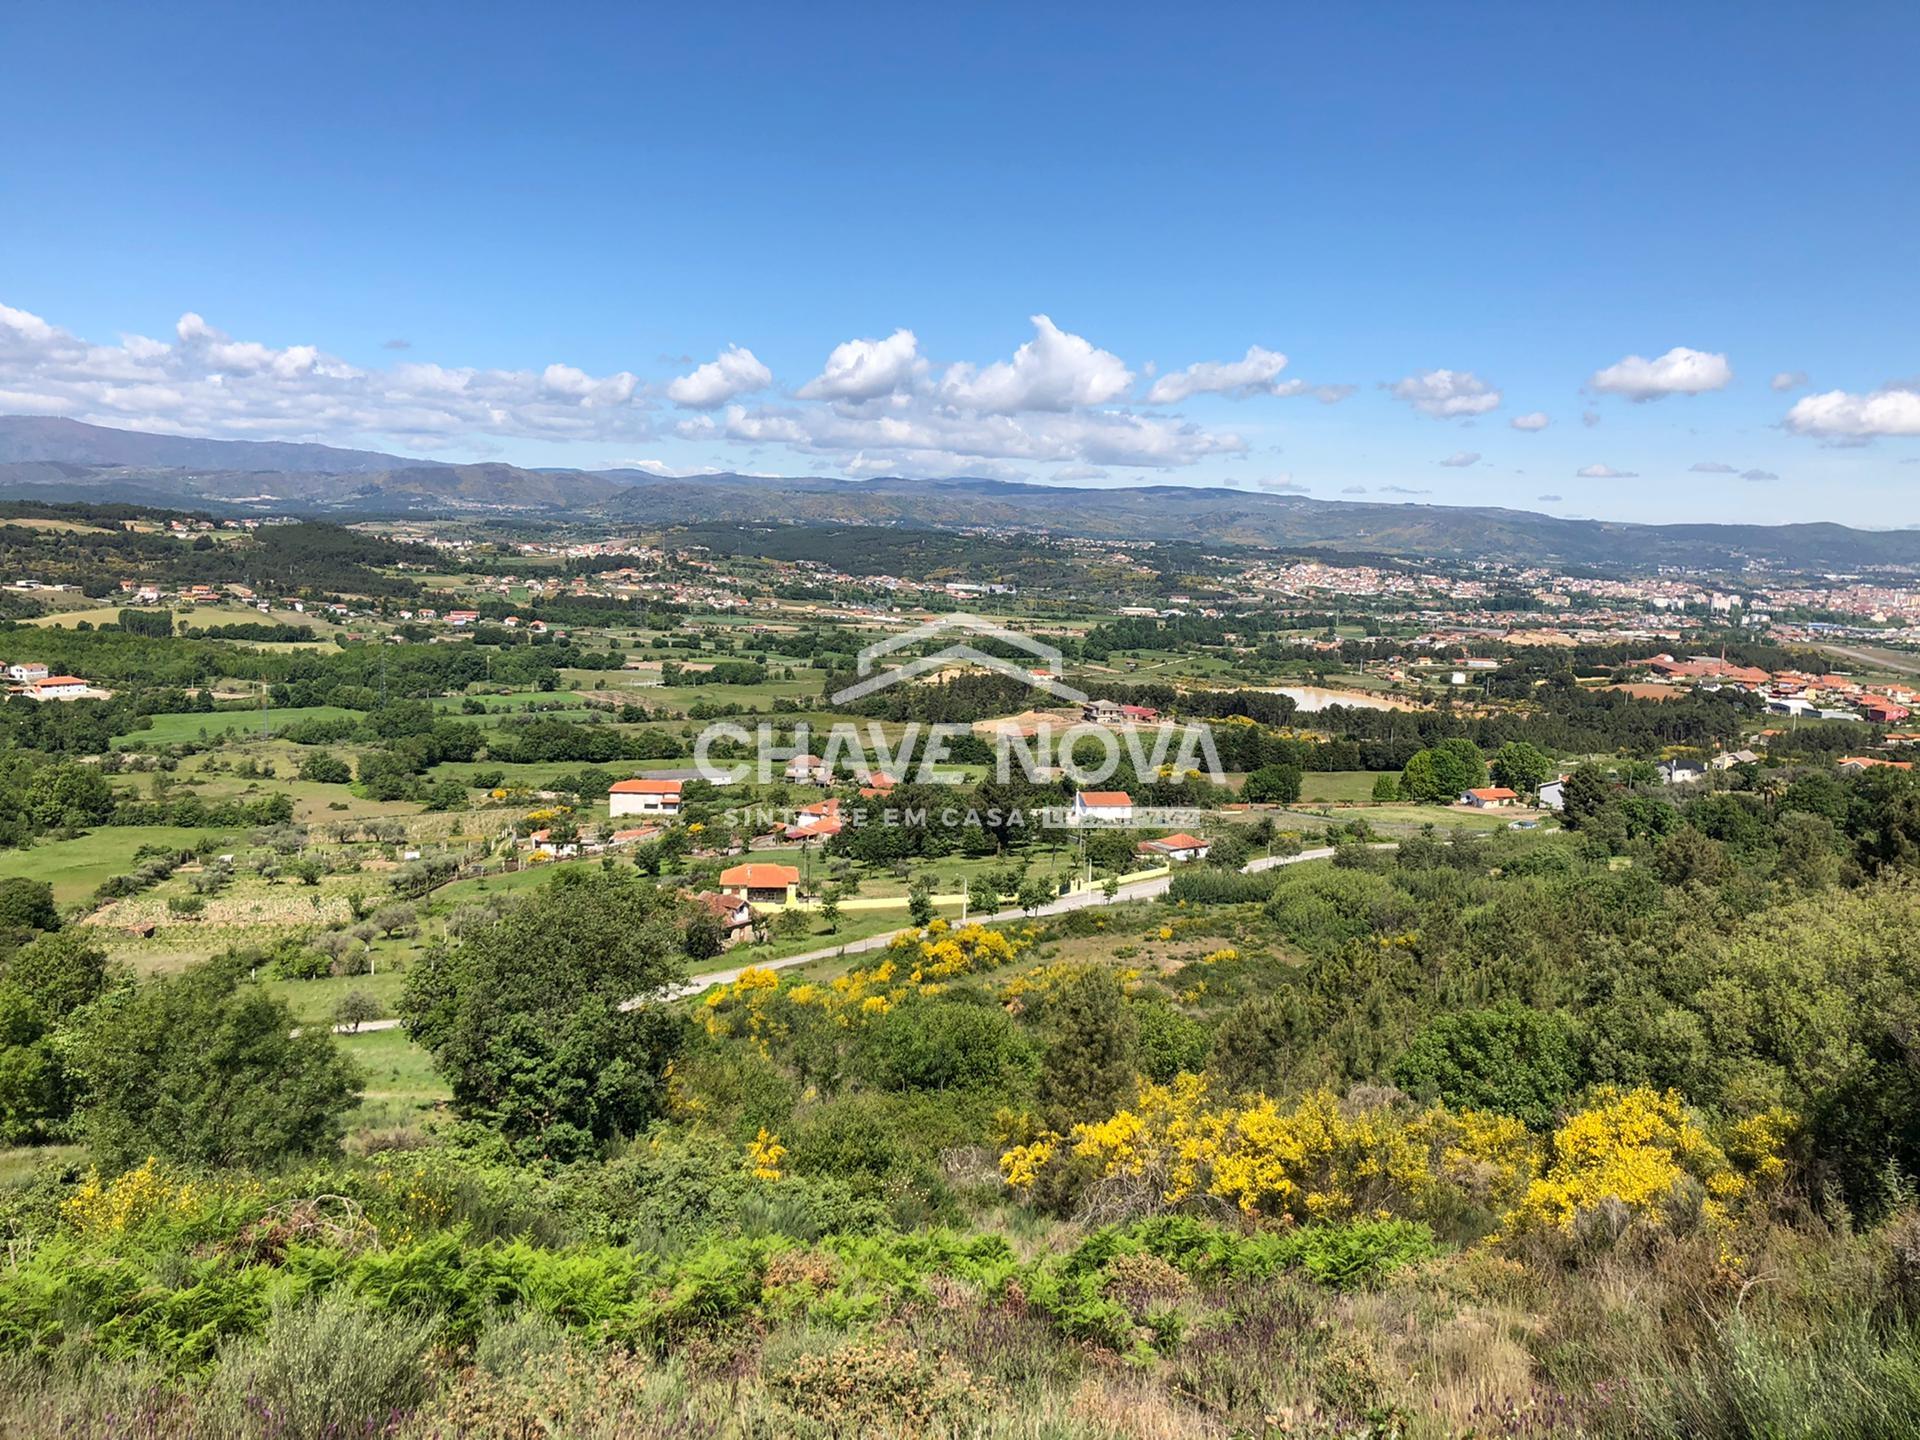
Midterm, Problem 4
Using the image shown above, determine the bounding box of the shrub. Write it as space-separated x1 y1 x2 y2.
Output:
1167 867 1277 905
848 998 1037 1095
1391 1002 1587 1130
210 1291 436 1434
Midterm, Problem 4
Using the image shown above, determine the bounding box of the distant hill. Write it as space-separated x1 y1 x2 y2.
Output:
0 415 1915 573
0 415 411 474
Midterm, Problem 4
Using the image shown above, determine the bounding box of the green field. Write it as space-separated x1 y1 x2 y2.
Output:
0 825 238 904
1297 769 1399 803
334 1025 449 1134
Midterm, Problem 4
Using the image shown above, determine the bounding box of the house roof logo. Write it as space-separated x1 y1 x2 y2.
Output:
831 612 1087 706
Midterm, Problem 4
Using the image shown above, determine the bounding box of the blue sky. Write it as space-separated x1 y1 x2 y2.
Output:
2 2 1917 523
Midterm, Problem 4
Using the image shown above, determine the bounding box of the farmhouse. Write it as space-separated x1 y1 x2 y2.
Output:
27 675 97 701
784 753 829 784
1137 832 1210 862
1069 790 1134 825
719 862 801 906
785 798 842 840
689 890 755 947
1460 786 1520 808
608 777 683 817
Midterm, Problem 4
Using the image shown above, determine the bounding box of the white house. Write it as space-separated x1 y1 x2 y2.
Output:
784 753 829 784
7 663 49 683
27 675 93 701
1137 832 1210 862
608 777 684 817
1069 790 1134 825
1537 778 1567 811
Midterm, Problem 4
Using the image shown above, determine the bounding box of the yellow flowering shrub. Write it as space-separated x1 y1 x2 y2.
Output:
1506 1086 1786 1235
63 1158 205 1238
1003 1079 1781 1235
1003 1078 1524 1223
747 1127 788 1180
702 924 1030 1043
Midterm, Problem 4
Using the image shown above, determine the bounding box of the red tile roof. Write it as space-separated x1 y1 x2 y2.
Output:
720 863 800 888
1076 791 1133 807
610 778 683 795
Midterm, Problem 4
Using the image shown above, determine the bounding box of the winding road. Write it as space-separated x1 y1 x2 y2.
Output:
332 845 1340 1033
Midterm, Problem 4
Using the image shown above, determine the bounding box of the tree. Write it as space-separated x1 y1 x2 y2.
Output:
1243 763 1304 805
297 753 352 785
0 878 60 950
967 876 1001 916
1131 998 1212 1081
1489 741 1553 796
398 869 687 1159
907 884 935 928
818 884 844 933
331 989 385 1032
851 999 1037 1094
1391 1003 1586 1130
370 903 415 939
0 930 113 1144
67 953 360 1168
681 907 726 961
1035 966 1138 1127
1210 992 1314 1096
1399 739 1488 804
1016 874 1054 915
1370 773 1400 803
1560 763 1612 829
3 928 109 1020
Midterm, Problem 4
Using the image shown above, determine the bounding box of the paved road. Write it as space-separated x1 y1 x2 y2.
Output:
333 845 1341 1031
656 845 1338 1001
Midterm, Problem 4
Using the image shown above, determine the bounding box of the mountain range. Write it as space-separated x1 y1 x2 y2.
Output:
0 414 1912 574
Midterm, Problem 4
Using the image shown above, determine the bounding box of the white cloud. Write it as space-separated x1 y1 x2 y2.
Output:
1689 461 1738 474
1784 384 1920 439
1380 484 1431 495
1537 493 1563 502
1770 370 1809 392
665 345 772 409
797 328 925 402
708 400 1241 474
1341 484 1367 494
1253 473 1305 492
1051 463 1109 483
0 300 651 449
937 315 1131 413
1146 345 1308 403
1438 450 1481 467
1386 368 1501 418
1576 463 1638 478
1509 411 1550 431
1742 468 1780 482
1589 346 1732 401
1582 409 1601 427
